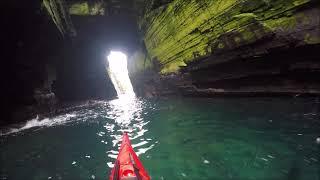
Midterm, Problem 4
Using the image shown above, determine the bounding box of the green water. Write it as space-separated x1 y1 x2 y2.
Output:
1 98 320 180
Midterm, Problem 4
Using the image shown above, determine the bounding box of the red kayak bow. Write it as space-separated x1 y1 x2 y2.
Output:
109 133 151 180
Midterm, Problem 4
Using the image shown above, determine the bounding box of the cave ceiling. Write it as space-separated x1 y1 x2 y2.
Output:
42 0 173 36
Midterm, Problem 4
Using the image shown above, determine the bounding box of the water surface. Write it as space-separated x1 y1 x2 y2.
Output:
1 98 320 180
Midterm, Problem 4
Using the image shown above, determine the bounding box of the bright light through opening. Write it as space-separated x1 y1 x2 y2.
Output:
107 51 135 98
108 51 128 73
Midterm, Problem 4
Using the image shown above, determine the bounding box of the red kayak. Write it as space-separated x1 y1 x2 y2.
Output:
109 133 151 180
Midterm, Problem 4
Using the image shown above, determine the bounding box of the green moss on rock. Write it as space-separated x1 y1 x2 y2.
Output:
140 0 318 74
264 15 297 31
69 1 105 15
69 2 89 15
304 33 320 44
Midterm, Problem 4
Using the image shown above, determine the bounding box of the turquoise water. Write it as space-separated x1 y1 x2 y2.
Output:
1 98 320 180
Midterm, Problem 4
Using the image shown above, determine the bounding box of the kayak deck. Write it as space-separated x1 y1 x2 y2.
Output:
109 133 150 180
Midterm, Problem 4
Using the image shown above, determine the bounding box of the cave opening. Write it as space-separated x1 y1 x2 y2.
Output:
107 51 135 98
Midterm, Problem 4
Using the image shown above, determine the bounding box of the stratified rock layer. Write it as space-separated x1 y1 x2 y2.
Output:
140 0 320 74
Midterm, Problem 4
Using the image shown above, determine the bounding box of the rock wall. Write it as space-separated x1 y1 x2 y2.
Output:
136 0 320 97
140 0 320 74
3 0 119 126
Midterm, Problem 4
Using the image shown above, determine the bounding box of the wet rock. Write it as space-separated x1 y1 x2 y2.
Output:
141 0 320 74
133 0 320 97
34 91 56 107
131 69 181 98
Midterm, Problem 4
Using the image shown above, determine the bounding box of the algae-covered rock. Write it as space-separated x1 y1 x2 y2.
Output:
140 0 320 74
69 1 105 16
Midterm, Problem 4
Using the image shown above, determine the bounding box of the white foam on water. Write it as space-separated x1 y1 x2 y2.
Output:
1 113 77 136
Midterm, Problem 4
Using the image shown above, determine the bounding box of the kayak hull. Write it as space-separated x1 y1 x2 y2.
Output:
109 133 150 180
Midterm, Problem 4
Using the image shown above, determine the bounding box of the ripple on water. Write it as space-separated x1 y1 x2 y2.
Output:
3 98 318 179
99 97 156 168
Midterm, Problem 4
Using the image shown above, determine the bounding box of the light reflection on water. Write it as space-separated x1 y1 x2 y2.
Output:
1 98 319 179
101 95 155 167
0 96 156 169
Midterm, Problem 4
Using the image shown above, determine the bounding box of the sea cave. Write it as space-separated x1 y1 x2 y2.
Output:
1 0 320 179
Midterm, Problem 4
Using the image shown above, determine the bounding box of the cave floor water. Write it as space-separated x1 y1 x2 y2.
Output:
1 97 320 180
